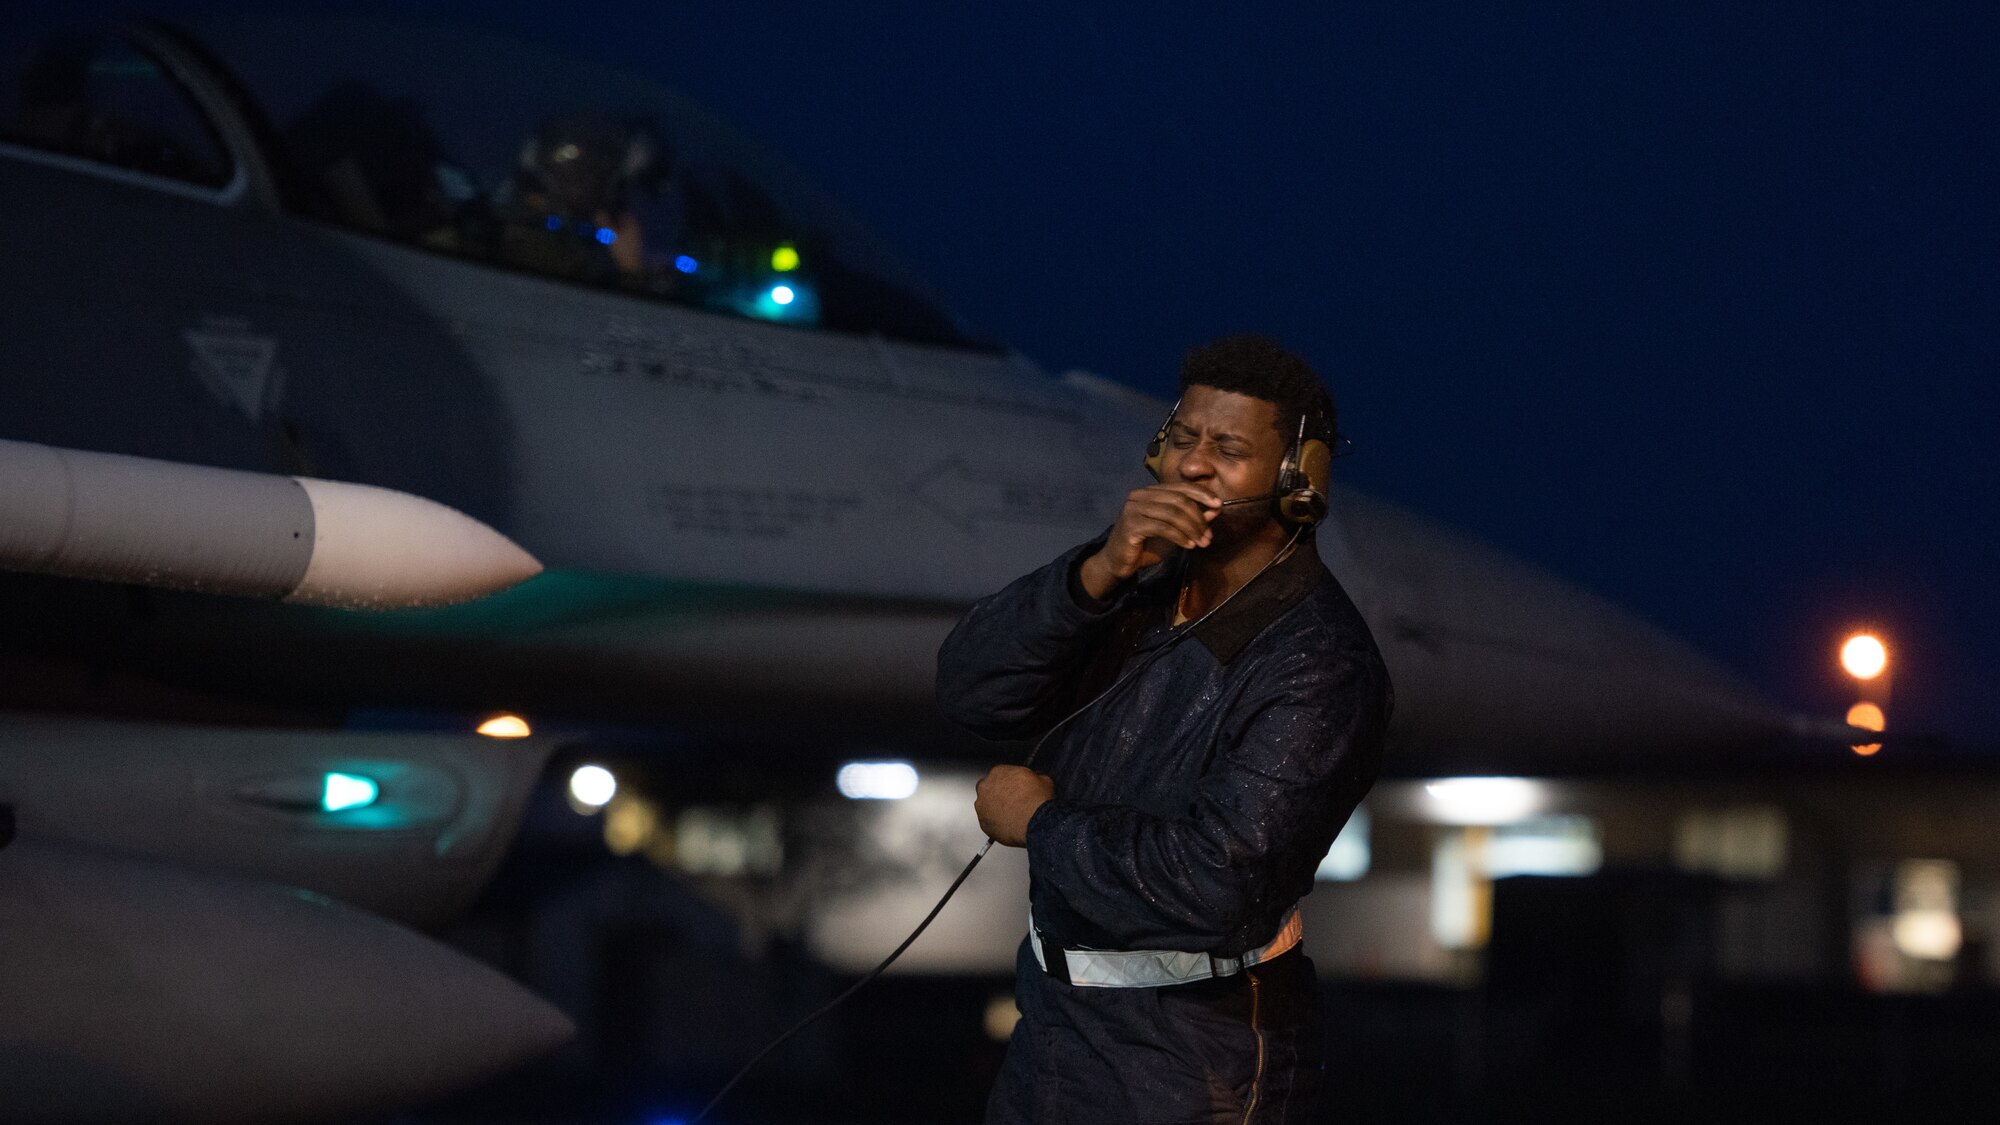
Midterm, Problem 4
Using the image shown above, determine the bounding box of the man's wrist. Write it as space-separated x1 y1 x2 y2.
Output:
1076 551 1126 604
1021 795 1060 850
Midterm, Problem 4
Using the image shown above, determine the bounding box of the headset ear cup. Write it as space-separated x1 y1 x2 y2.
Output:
1278 439 1334 525
1297 439 1332 498
1278 489 1326 526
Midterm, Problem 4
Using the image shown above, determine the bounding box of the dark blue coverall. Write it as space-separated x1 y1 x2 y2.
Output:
936 535 1392 1124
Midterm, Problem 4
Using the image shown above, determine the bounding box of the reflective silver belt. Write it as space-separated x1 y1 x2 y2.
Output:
1031 906 1303 988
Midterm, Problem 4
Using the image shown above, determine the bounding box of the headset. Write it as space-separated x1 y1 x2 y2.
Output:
1144 395 1336 526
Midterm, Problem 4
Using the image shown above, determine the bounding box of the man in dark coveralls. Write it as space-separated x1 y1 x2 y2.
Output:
936 334 1392 1124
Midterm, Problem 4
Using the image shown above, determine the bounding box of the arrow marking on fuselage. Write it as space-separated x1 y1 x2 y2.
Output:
908 456 1108 537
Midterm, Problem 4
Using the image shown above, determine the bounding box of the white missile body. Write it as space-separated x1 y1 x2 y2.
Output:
0 438 540 609
0 840 575 1123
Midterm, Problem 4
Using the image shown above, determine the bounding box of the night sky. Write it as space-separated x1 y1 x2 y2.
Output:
142 3 2000 739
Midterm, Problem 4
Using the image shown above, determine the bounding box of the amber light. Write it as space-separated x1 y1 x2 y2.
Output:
477 713 531 738
1846 701 1885 756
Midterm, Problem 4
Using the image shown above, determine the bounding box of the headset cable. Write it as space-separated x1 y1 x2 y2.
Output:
689 526 1302 1124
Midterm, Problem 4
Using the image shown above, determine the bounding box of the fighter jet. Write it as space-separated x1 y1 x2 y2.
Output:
0 11 1798 1120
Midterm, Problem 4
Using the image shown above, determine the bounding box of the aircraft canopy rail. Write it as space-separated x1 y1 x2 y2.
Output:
0 24 233 189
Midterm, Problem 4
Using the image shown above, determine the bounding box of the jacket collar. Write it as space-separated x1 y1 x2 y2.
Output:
1146 535 1324 666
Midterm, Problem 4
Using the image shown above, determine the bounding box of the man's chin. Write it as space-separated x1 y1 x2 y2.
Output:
1199 516 1281 556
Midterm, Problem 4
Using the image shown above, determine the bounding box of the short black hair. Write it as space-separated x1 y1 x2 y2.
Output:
1178 333 1338 448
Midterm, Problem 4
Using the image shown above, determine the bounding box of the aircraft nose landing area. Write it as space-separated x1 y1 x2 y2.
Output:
0 840 576 1124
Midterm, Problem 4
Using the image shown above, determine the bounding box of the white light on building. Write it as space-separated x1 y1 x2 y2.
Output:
836 760 919 800
1422 777 1543 825
1315 806 1371 881
568 764 617 810
1893 911 1962 962
1893 860 1963 961
1483 817 1602 878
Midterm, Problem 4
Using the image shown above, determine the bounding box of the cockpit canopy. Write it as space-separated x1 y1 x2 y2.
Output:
0 14 986 348
0 24 231 189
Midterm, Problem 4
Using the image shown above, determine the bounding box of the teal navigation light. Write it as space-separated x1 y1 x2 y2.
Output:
737 278 817 324
321 772 380 812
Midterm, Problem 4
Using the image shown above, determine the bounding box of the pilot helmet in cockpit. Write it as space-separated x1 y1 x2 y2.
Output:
516 113 666 223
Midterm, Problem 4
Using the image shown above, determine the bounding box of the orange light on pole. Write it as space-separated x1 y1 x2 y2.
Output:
1846 701 1885 757
1838 632 1891 757
1841 633 1888 680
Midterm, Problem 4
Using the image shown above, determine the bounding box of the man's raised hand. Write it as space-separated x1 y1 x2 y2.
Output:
1077 483 1220 601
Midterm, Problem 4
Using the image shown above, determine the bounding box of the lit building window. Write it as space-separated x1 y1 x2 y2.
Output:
1429 816 1603 951
1315 806 1370 881
1483 816 1602 879
1854 859 1964 993
1893 860 1962 962
1672 806 1788 879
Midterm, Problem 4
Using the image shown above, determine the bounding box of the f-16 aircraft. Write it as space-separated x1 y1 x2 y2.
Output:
0 12 1805 1122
